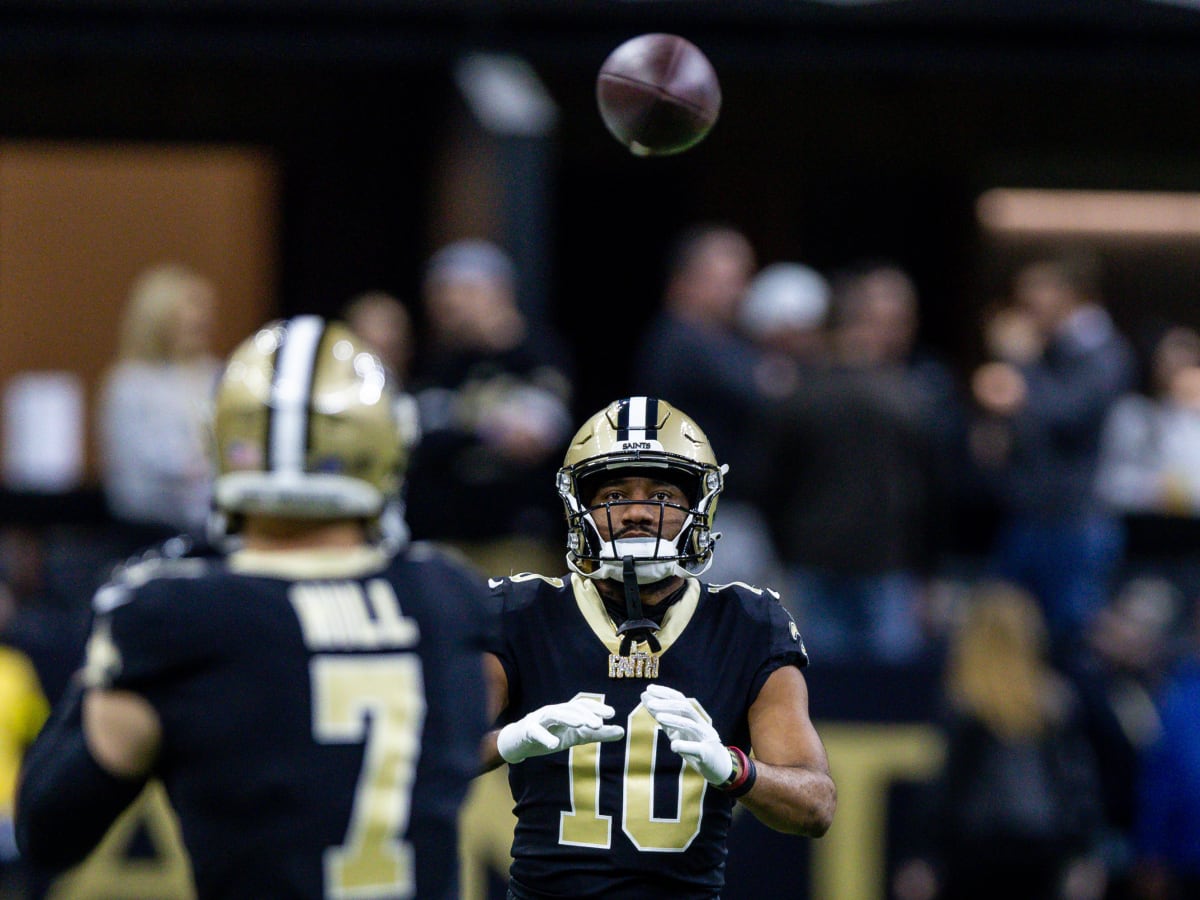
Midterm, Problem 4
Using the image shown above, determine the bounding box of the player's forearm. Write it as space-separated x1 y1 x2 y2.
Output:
737 762 836 837
479 730 506 773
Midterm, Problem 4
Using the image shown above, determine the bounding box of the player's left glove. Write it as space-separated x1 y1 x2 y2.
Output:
641 683 733 785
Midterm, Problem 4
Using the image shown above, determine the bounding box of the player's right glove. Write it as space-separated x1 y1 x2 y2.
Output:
496 697 625 764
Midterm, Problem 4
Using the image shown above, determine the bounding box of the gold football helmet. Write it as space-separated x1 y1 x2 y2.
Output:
558 396 725 582
212 316 412 526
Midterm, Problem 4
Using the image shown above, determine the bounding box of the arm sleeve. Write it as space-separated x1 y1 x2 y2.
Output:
14 683 148 872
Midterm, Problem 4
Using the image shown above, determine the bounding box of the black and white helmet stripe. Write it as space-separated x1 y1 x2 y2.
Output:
212 316 408 529
265 315 326 475
615 395 661 442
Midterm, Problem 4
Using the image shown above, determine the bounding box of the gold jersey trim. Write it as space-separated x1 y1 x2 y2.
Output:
570 573 701 657
228 546 389 579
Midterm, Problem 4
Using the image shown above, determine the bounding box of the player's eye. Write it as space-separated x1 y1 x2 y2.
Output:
652 485 689 504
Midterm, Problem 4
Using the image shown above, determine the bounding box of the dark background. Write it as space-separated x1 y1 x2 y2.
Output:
4 6 1200 897
3 0 1200 412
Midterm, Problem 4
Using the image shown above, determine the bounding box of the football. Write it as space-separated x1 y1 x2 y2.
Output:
596 33 721 157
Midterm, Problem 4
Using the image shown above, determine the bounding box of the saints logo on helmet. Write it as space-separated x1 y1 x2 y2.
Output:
211 316 413 531
558 396 725 583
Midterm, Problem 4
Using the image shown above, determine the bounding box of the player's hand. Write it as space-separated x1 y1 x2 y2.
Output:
496 697 625 764
641 683 733 785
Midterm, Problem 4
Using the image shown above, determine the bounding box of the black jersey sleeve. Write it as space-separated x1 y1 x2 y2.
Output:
718 584 809 706
15 683 148 871
487 576 522 724
763 589 809 666
485 573 564 726
81 557 215 702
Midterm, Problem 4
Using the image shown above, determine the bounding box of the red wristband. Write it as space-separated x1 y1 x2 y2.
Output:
726 755 757 798
720 746 752 793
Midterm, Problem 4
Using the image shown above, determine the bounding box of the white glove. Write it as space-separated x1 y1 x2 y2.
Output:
497 697 625 764
641 683 733 785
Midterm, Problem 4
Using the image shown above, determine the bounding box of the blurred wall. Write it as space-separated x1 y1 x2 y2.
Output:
0 141 279 482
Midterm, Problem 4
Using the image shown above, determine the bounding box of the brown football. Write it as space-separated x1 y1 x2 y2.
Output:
596 33 721 157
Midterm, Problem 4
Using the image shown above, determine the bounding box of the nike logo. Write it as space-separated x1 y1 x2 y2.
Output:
488 577 506 589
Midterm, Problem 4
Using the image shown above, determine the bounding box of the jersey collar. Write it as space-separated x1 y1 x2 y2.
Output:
571 572 700 656
228 546 390 579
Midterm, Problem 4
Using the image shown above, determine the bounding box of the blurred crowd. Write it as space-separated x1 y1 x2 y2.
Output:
3 229 1200 900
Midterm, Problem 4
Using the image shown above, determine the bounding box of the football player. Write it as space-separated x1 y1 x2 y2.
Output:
482 396 836 898
16 316 492 899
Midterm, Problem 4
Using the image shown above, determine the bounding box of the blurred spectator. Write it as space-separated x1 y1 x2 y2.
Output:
0 527 89 709
968 249 1136 660
1068 576 1182 900
342 289 416 384
833 261 965 455
0 585 50 897
738 260 831 393
634 222 758 453
837 262 927 364
342 291 422 541
0 525 88 899
404 239 573 577
632 223 780 587
834 260 970 575
894 580 1106 900
1130 595 1200 900
96 263 221 545
751 262 954 664
1094 323 1200 517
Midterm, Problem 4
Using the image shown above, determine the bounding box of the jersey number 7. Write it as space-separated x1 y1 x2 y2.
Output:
310 654 426 898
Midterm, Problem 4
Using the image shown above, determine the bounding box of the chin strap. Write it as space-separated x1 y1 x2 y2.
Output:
615 556 662 656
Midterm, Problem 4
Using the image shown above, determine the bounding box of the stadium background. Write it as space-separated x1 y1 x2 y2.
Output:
3 2 1200 898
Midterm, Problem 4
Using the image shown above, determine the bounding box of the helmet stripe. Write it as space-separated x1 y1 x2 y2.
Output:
618 396 660 442
628 396 646 438
268 315 326 474
616 396 631 439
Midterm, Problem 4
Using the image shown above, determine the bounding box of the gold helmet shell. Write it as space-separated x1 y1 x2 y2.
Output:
212 316 410 522
557 396 724 578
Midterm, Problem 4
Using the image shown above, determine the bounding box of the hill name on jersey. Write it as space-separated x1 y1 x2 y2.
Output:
289 578 419 650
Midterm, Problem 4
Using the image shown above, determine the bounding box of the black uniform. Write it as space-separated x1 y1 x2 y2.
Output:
19 542 491 900
489 572 807 899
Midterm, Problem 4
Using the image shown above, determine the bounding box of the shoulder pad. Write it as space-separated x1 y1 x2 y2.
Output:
94 554 211 614
707 580 782 602
488 572 564 591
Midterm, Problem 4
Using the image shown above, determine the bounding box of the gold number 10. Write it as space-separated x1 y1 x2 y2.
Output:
559 691 707 853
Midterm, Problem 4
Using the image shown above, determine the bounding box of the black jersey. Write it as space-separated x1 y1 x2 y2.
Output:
79 542 492 900
489 572 807 899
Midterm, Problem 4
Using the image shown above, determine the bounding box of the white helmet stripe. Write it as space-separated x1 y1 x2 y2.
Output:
269 315 325 473
616 395 660 441
627 396 647 437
